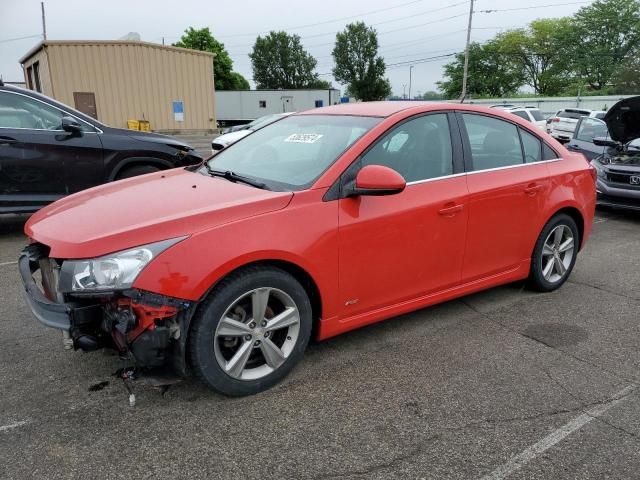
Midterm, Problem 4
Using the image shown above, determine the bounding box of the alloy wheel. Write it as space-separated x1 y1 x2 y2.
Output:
213 287 301 381
541 224 575 284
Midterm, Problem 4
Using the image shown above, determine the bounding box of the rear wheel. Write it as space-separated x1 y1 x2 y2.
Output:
188 267 312 396
529 213 579 292
116 164 160 180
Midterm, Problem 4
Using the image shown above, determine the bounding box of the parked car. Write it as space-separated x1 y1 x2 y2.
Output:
0 82 202 214
589 110 607 120
567 116 609 160
212 112 293 153
20 102 595 396
503 106 546 131
571 97 640 211
547 108 592 142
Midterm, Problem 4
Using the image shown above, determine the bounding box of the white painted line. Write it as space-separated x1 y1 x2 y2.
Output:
480 385 635 480
0 260 18 267
0 420 29 432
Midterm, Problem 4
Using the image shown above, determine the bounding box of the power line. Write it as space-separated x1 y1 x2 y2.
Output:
226 2 471 50
477 0 590 14
0 34 42 44
217 0 469 38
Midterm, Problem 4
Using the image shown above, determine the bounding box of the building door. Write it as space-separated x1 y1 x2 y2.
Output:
73 92 98 119
281 96 294 113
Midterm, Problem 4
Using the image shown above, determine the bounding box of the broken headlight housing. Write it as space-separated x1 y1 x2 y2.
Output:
59 238 185 293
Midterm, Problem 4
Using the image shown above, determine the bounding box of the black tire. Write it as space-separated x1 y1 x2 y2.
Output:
188 266 312 396
115 164 160 180
528 213 579 292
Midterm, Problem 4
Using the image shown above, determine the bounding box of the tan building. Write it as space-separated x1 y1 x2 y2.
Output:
19 40 216 133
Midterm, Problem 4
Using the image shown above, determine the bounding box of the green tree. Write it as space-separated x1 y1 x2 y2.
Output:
570 0 640 90
437 41 524 99
421 91 445 100
496 18 575 95
173 27 249 90
249 31 325 89
610 55 640 93
332 22 391 101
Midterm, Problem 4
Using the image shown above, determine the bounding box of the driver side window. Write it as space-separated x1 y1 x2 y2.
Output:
0 92 93 132
361 114 454 183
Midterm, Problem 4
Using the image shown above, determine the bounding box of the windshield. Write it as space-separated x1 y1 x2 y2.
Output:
205 115 381 190
529 109 544 121
248 114 281 130
558 110 589 120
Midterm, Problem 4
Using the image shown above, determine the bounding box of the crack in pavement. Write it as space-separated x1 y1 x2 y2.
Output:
459 298 640 386
567 279 640 303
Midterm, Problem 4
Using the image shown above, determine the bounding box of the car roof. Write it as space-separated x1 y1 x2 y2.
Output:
297 101 448 117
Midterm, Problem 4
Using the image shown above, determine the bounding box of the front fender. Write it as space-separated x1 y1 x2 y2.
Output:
133 189 341 319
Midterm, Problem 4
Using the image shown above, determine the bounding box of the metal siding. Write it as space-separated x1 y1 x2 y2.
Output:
216 89 340 121
27 42 214 131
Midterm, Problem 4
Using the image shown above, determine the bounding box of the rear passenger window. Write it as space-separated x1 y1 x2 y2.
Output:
461 114 524 170
542 143 557 160
361 113 454 183
520 129 542 163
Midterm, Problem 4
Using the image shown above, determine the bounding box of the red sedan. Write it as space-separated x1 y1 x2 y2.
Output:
20 102 596 396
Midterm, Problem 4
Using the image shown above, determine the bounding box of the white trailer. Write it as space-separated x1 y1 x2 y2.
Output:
216 89 342 125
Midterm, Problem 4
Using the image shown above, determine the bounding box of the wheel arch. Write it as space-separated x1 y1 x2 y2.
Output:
544 206 585 250
195 259 323 336
108 156 173 181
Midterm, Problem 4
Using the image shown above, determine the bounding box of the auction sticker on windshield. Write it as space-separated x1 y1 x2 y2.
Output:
285 133 324 144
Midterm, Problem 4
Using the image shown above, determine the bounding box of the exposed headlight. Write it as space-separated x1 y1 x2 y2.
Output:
59 237 186 293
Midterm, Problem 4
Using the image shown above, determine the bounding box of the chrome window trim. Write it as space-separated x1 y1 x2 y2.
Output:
405 158 562 186
0 90 103 134
465 158 562 176
406 172 466 186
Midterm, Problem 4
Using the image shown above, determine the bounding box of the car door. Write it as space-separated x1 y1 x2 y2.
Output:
567 117 608 160
0 90 103 211
457 112 551 282
337 112 468 318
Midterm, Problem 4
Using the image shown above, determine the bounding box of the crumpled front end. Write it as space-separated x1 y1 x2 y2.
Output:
19 242 196 374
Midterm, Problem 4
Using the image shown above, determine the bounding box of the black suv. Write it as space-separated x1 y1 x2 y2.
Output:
0 83 202 213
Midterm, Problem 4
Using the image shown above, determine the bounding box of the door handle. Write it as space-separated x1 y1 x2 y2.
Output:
524 183 544 196
0 137 17 146
438 203 464 217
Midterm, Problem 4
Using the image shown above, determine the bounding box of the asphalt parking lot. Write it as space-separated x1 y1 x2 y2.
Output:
1 208 639 479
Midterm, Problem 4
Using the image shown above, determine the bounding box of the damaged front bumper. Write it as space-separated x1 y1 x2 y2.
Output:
19 243 196 372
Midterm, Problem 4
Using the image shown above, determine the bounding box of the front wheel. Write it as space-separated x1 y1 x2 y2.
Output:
188 267 312 396
529 213 579 292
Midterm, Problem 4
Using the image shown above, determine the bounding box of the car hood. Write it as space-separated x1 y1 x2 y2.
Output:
25 168 293 259
603 96 640 143
107 127 194 150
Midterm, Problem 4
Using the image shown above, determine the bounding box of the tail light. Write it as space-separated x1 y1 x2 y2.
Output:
552 118 560 122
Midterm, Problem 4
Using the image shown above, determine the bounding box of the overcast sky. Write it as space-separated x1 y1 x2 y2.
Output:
1 0 594 97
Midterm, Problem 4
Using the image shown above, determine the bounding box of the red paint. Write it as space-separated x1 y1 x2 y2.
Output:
355 165 406 191
25 102 595 342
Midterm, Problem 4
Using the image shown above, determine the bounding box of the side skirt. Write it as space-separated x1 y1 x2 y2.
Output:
317 260 530 340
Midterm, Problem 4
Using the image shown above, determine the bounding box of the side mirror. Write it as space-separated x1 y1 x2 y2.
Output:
61 116 82 134
346 164 406 197
593 137 618 148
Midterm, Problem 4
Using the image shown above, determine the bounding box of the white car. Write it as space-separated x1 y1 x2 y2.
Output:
503 106 547 131
212 112 294 153
547 108 592 142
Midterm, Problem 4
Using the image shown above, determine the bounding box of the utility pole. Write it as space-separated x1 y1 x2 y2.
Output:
402 84 407 99
408 65 414 100
41 2 47 40
460 0 474 102
162 37 165 45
